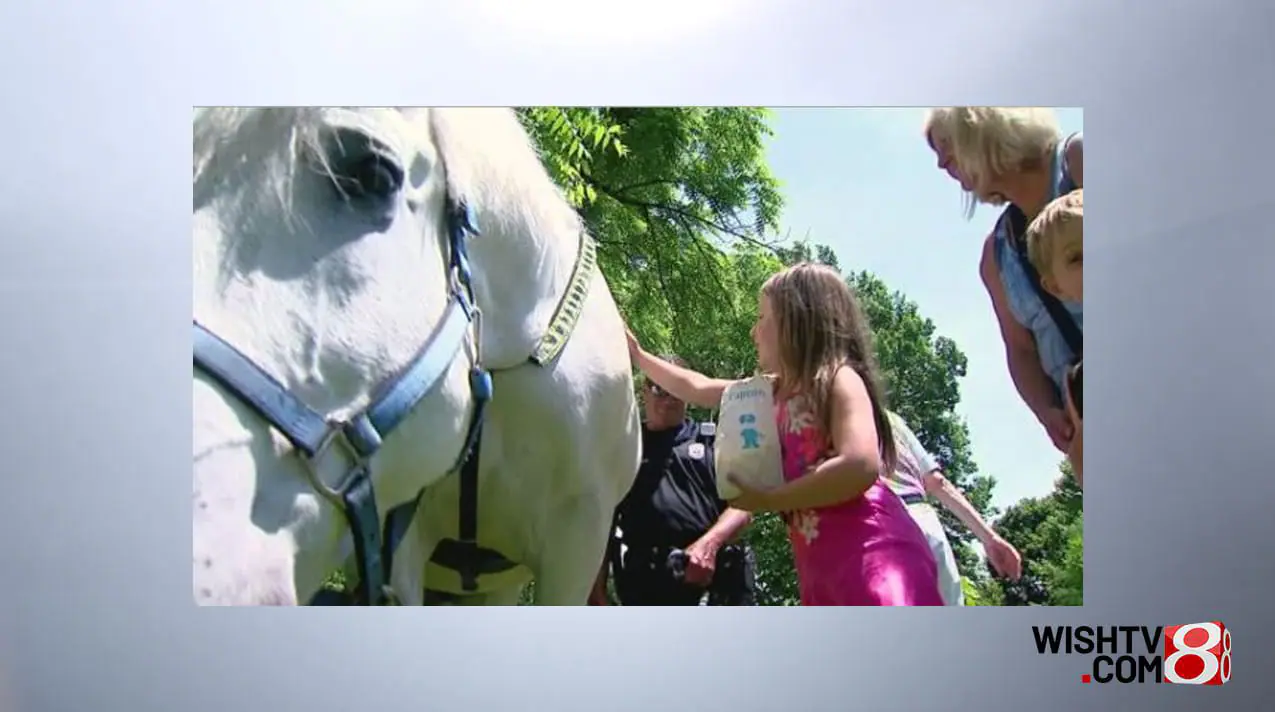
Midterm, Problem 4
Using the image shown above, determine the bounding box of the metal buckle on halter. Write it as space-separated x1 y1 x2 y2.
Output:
447 266 484 369
468 306 484 368
303 421 406 606
301 422 370 502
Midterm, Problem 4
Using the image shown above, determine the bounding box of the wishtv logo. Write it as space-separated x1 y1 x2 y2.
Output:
1033 622 1231 685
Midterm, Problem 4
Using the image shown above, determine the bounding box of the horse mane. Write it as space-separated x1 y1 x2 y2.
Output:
429 108 583 260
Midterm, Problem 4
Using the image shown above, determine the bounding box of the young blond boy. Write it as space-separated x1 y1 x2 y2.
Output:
1027 188 1083 302
1027 188 1084 486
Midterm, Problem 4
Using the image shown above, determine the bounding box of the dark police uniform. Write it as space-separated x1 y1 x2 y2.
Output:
610 419 757 606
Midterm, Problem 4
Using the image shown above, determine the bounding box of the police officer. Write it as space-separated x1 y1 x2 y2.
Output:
589 356 757 606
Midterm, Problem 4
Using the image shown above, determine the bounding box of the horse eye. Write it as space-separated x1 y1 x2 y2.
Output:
333 152 403 201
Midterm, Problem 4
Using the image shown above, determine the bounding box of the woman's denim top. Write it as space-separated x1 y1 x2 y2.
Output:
991 132 1083 397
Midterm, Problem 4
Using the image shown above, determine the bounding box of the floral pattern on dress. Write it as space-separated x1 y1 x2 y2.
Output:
793 509 820 544
781 395 825 471
785 397 815 434
776 393 832 548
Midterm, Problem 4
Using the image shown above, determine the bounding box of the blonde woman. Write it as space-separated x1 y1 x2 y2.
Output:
924 108 1083 454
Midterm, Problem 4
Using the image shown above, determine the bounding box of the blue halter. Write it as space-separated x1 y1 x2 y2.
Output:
193 197 496 605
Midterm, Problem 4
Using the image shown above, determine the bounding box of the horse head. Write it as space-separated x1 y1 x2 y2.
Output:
193 108 478 605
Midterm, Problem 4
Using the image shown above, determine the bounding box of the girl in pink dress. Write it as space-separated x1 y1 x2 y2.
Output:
628 263 942 605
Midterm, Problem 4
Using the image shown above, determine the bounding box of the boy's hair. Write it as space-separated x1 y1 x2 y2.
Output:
761 263 896 472
1026 188 1084 278
923 107 1062 218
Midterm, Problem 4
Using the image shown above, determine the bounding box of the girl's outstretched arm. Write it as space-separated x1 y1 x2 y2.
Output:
626 330 737 409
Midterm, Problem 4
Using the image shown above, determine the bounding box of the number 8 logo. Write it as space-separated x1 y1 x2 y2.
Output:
1164 622 1231 684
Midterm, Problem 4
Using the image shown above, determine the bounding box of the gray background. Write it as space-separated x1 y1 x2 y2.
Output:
0 0 1271 710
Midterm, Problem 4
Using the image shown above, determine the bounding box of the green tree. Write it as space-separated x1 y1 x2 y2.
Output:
1041 511 1083 605
963 577 992 606
981 463 1082 606
522 108 788 408
560 108 783 370
518 108 628 208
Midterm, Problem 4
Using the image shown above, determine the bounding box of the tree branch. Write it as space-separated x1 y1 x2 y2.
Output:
580 169 782 254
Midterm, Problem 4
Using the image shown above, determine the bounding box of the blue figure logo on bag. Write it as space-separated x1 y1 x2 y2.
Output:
739 413 761 450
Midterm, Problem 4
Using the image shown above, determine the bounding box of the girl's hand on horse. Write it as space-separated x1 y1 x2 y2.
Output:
624 326 643 361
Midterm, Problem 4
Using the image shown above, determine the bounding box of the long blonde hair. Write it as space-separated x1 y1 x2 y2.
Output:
761 263 895 471
923 107 1061 217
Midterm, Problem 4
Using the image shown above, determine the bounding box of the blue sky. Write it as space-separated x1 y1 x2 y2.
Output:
762 108 1083 512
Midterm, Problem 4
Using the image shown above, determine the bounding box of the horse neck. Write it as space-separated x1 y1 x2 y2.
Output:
466 209 582 370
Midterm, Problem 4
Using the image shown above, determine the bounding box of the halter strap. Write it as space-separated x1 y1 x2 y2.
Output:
194 197 484 605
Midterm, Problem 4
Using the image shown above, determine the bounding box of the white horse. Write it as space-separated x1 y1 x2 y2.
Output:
193 107 642 605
